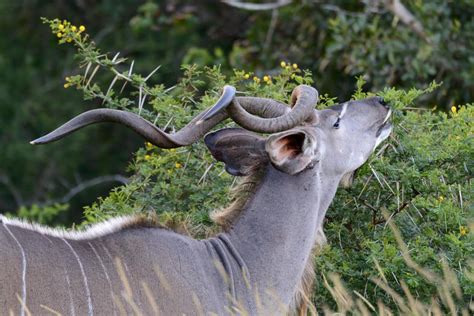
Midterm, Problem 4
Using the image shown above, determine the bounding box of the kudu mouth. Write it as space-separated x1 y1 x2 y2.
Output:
375 108 392 137
374 108 392 148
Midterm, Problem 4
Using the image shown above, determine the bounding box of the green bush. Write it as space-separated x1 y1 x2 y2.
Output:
227 0 474 107
36 18 474 312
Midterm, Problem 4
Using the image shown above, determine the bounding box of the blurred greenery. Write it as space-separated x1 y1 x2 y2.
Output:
1 0 472 312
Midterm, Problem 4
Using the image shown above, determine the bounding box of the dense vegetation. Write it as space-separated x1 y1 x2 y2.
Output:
1 1 472 313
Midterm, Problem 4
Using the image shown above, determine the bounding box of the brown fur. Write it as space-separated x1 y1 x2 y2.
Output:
119 212 165 229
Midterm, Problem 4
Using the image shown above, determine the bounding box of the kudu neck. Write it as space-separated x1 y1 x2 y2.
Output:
225 163 340 310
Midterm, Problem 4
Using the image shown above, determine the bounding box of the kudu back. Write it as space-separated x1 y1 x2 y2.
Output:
1 85 391 315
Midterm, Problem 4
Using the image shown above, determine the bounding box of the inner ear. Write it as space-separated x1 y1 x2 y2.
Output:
272 133 306 162
266 129 318 175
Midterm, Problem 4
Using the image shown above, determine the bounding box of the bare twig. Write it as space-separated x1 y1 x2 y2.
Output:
35 175 129 206
384 0 426 39
60 175 129 203
263 8 279 53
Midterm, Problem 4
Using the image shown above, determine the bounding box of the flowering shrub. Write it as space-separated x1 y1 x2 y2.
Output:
41 18 472 312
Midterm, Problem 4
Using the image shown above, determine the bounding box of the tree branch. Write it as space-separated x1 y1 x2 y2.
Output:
56 175 129 204
384 0 427 39
222 0 292 11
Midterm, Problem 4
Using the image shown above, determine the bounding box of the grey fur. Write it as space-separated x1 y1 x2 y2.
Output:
1 94 392 315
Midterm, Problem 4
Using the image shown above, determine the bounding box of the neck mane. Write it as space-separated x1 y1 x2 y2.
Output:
0 213 163 241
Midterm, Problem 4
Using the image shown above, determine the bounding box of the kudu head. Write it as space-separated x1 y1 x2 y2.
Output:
31 85 392 188
203 87 392 188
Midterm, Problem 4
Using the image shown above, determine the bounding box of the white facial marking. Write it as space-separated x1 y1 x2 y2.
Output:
374 126 392 149
89 242 117 315
3 223 27 316
383 108 392 124
339 102 348 118
62 238 94 316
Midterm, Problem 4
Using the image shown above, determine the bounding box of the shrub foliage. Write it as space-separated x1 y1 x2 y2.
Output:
18 18 474 313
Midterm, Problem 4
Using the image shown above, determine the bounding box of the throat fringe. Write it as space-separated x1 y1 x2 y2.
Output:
210 164 323 315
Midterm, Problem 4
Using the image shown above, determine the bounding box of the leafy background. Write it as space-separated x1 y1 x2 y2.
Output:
0 0 472 312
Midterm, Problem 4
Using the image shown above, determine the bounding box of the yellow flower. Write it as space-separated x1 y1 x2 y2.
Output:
280 61 286 68
71 26 77 32
145 142 154 150
451 106 457 114
58 24 64 31
459 226 468 236
243 73 250 79
79 25 86 32
57 32 63 38
263 75 270 82
175 162 183 169
438 196 444 202
292 63 298 69
253 76 260 83
144 154 151 161
66 38 72 43
63 83 70 89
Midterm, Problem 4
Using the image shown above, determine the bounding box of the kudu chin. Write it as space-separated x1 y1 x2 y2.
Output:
2 84 391 315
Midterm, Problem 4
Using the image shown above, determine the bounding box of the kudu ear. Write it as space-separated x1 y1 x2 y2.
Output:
204 128 268 176
265 128 318 175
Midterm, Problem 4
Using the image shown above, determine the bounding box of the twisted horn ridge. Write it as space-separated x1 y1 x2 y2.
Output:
31 86 236 148
202 85 319 133
31 84 318 148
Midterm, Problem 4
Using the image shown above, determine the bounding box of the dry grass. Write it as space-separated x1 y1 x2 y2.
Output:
311 219 473 315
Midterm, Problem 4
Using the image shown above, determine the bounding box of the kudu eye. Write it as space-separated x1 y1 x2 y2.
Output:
333 117 341 129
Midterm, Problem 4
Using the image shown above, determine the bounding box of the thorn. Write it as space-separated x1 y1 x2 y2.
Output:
111 52 120 62
138 85 143 114
86 65 100 87
120 60 135 94
83 62 92 84
103 75 119 105
145 65 161 82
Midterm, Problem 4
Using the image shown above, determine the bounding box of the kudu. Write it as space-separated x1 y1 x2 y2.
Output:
1 84 392 315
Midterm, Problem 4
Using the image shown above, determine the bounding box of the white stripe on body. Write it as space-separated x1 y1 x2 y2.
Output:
62 238 94 316
89 242 117 316
3 223 27 316
64 267 76 316
41 234 75 315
